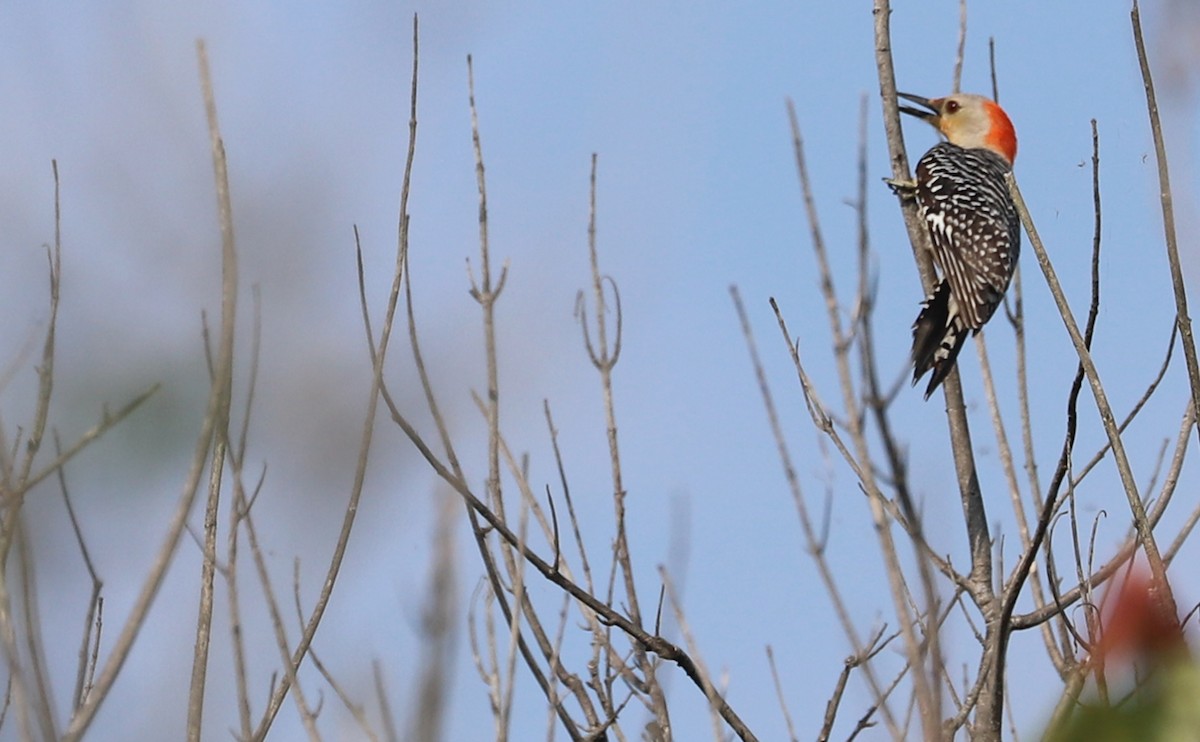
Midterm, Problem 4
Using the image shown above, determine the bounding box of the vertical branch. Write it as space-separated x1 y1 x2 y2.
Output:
466 56 598 740
952 0 967 94
224 287 264 741
225 476 253 741
187 40 239 742
1012 264 1043 500
873 0 933 287
462 66 539 737
497 499 531 740
576 154 670 728
375 660 401 742
0 516 34 740
873 0 993 596
765 647 800 742
246 514 320 740
466 55 509 522
988 38 1000 102
405 491 458 742
53 431 104 715
252 15 421 738
15 520 57 739
657 567 724 740
0 176 63 741
0 161 68 741
1131 2 1200 443
61 40 238 742
872 4 1007 736
6 160 62 517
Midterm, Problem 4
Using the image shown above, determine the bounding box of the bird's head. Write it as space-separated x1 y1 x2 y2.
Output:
898 92 1018 165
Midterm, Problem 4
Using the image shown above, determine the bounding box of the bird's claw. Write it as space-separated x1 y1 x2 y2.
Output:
885 177 917 197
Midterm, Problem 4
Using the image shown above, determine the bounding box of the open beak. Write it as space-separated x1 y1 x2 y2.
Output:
897 92 938 123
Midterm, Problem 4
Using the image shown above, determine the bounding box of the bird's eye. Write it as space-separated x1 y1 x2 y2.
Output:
944 99 961 114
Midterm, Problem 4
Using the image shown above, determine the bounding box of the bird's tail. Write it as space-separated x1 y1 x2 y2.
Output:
911 281 971 399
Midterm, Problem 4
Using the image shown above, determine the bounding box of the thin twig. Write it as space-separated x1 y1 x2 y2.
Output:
765 647 800 742
390 403 758 738
52 431 104 714
188 188 237 740
405 490 457 742
544 402 594 592
576 153 670 731
8 161 63 515
14 518 57 739
952 0 967 94
1006 173 1170 592
246 517 319 739
251 17 420 737
1069 323 1177 489
223 286 264 740
817 657 853 742
658 567 724 741
293 571 378 742
787 98 942 734
1131 0 1200 447
373 660 400 742
16 385 160 498
994 127 1108 721
61 40 237 742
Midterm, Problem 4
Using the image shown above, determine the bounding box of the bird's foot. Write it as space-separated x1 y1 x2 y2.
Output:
884 177 917 197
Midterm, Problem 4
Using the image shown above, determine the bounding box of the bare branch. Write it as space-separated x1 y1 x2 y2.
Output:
251 16 421 736
1006 173 1170 593
61 40 238 742
952 0 967 94
1131 0 1200 447
765 647 800 742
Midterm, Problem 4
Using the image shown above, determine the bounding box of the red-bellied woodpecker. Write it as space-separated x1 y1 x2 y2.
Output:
892 92 1020 399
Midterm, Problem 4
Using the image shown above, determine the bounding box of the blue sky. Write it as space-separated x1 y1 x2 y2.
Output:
0 1 1198 739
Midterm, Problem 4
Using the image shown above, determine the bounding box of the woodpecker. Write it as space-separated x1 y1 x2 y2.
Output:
894 92 1020 399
